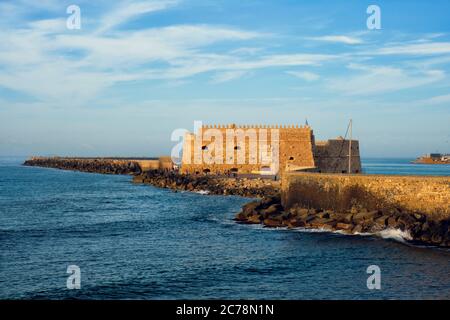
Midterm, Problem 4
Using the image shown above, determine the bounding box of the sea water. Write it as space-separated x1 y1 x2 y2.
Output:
0 157 449 299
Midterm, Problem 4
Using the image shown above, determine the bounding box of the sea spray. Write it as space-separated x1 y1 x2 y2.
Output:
377 228 413 243
195 190 210 195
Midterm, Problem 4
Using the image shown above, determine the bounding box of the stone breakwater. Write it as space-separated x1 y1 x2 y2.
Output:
24 157 143 175
235 196 450 248
23 156 449 247
133 170 280 198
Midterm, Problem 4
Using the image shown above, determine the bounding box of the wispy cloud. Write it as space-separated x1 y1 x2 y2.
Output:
286 71 320 81
374 42 450 55
96 0 179 33
307 35 363 45
229 47 264 56
421 93 450 105
0 5 336 104
0 0 449 109
211 70 248 83
327 64 446 95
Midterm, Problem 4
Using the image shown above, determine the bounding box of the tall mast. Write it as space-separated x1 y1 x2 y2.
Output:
348 119 352 174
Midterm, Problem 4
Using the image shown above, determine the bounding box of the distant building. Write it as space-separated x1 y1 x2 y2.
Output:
180 124 361 176
413 153 450 164
427 153 442 159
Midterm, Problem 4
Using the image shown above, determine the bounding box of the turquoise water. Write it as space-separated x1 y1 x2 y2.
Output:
0 157 449 299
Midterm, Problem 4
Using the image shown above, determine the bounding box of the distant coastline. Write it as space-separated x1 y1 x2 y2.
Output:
413 153 450 165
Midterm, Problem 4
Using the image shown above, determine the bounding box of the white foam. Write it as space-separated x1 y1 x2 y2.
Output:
236 222 415 245
195 190 210 195
291 227 348 235
377 228 413 243
296 226 413 243
263 225 414 244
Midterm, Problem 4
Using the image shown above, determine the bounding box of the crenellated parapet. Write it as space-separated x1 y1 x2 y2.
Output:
201 124 310 129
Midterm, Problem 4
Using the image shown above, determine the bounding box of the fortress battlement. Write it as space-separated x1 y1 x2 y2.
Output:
200 124 311 129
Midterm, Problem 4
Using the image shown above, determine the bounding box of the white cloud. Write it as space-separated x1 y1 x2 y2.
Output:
422 94 450 105
97 0 180 33
3 0 447 109
229 47 264 55
0 7 336 104
374 42 450 55
28 18 67 33
211 70 247 83
145 53 335 81
54 25 263 69
286 71 320 81
0 18 266 102
327 64 446 95
307 35 363 45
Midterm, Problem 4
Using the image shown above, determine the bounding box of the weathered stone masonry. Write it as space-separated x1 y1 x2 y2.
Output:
282 172 450 219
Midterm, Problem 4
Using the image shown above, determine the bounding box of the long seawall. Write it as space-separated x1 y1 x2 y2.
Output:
23 156 165 175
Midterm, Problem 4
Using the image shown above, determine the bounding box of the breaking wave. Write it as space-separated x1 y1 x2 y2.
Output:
194 190 210 195
261 224 414 245
377 228 413 243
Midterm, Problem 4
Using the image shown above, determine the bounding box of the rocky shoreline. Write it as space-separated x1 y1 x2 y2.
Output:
133 170 280 198
234 196 450 248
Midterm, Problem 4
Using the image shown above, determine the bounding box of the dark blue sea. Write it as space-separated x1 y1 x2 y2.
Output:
0 157 449 299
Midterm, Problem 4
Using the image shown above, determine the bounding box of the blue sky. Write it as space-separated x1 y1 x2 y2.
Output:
0 0 449 157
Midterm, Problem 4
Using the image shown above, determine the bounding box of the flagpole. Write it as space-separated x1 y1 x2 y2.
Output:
348 119 352 174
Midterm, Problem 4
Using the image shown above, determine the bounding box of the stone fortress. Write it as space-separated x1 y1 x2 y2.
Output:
181 123 361 176
23 122 450 247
